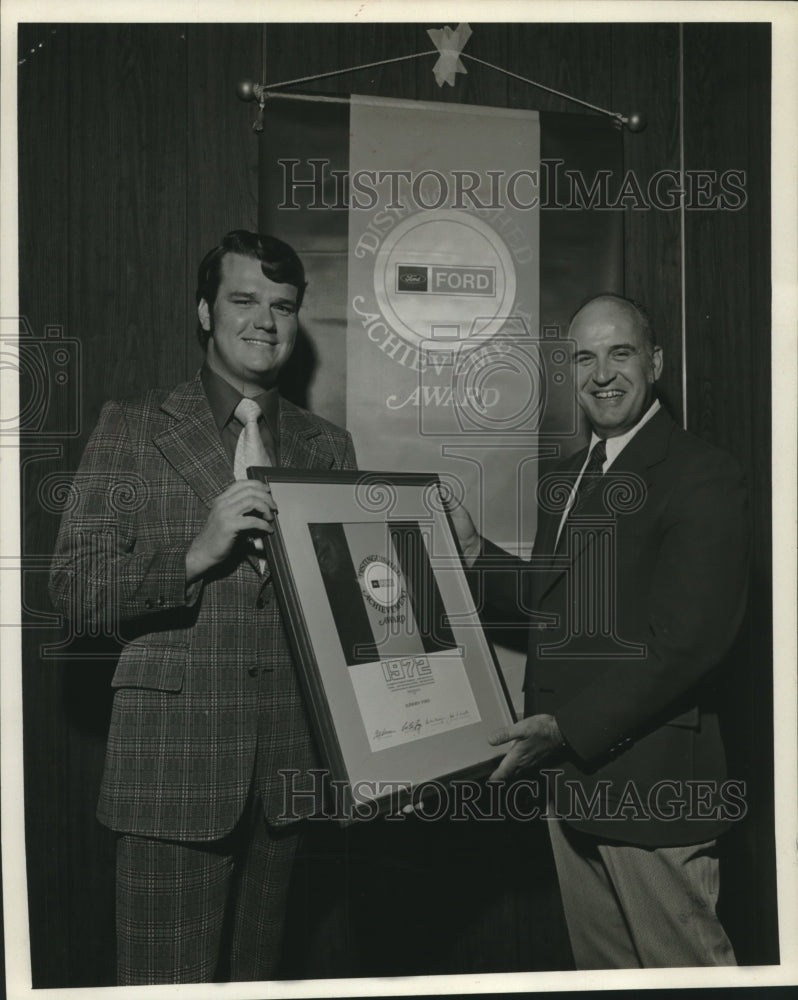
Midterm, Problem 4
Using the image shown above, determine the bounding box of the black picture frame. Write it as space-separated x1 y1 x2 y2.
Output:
249 467 516 824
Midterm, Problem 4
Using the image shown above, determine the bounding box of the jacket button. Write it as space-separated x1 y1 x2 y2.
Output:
248 665 258 677
157 596 166 607
144 598 153 609
256 594 269 609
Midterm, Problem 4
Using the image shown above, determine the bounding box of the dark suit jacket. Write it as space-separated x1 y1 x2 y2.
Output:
477 406 749 846
49 372 356 840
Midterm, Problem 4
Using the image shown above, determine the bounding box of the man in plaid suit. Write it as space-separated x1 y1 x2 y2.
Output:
50 231 357 984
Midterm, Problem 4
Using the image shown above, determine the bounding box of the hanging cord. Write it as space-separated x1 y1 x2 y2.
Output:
238 45 645 132
678 23 688 429
238 50 437 125
461 53 626 124
254 49 438 92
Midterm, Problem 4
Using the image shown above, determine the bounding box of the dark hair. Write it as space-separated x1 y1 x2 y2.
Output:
568 293 656 356
195 230 307 349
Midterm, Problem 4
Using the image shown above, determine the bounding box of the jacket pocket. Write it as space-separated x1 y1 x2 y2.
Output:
111 642 186 692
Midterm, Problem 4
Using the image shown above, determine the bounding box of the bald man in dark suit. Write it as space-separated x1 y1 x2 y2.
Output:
450 294 748 968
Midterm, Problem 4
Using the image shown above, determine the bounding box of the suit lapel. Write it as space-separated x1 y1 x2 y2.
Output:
153 375 232 506
536 449 585 557
536 406 676 601
279 398 337 469
534 447 587 597
154 378 342 579
598 404 674 481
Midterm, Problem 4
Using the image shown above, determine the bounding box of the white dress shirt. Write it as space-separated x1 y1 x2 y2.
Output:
554 399 661 548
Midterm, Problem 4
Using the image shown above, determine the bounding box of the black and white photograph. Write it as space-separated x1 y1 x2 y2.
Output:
2 2 796 998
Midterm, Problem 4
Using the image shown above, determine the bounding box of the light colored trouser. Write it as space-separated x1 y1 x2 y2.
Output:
548 819 736 969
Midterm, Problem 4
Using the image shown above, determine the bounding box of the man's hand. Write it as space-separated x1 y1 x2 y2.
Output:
186 480 278 583
488 714 565 782
440 487 481 566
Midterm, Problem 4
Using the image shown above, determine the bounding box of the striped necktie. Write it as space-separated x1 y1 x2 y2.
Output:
556 438 608 550
570 438 607 516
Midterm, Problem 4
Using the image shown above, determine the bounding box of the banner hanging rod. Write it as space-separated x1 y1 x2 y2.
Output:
236 25 646 134
251 91 350 107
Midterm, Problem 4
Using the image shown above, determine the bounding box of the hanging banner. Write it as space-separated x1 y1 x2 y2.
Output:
260 97 623 542
344 96 540 551
260 96 623 706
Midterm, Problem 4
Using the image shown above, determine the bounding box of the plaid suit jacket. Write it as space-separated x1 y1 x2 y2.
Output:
50 372 357 840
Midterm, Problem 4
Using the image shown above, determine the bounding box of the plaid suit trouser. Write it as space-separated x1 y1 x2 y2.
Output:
115 659 308 985
116 799 300 984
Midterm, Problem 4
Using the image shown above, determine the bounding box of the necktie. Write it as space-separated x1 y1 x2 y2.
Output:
233 397 271 481
233 397 271 569
570 438 607 517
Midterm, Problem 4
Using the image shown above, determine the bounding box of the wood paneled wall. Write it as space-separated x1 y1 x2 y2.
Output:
682 23 774 962
18 24 260 987
17 21 774 987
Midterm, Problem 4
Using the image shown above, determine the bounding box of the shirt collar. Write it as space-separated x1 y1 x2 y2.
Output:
200 363 280 435
589 399 661 470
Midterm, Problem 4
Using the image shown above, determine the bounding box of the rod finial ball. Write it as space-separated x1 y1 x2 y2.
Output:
626 111 647 133
237 79 256 102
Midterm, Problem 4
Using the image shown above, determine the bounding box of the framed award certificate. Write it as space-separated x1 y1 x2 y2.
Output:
249 467 516 824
